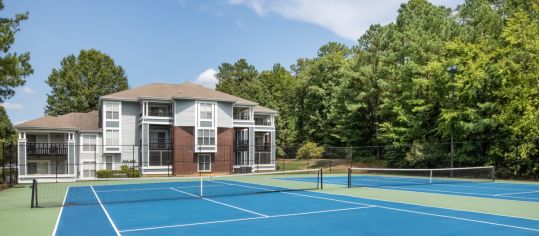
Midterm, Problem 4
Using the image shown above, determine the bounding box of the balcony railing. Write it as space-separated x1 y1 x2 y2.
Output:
149 139 173 150
233 140 249 151
27 143 68 156
255 152 272 165
148 111 173 117
233 114 250 120
255 143 271 152
254 119 271 126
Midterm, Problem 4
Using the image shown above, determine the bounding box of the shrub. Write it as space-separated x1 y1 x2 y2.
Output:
296 141 325 160
96 170 114 178
120 164 140 178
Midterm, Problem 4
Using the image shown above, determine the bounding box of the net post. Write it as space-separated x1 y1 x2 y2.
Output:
347 167 351 188
30 179 35 208
429 169 433 184
319 168 323 190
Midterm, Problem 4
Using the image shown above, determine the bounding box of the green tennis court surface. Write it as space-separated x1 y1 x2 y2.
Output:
2 168 538 235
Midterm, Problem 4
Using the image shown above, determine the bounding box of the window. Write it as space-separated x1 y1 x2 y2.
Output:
106 103 120 120
27 161 50 175
104 102 121 152
82 135 96 152
199 103 213 120
105 155 113 170
106 130 119 146
198 154 211 172
197 129 215 146
83 161 96 178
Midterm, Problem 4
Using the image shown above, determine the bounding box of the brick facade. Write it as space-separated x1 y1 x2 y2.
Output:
172 126 233 176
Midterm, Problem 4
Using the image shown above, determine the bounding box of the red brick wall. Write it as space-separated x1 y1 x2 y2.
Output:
172 127 233 176
214 128 233 174
172 127 196 176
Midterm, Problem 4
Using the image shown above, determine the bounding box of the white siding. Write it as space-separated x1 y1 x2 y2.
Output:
175 100 196 126
121 102 140 162
121 102 139 145
217 102 233 128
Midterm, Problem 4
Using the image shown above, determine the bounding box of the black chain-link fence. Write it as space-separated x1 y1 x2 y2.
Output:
1 143 18 188
4 140 538 183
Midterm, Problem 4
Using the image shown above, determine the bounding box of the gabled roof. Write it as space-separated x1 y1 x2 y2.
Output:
102 82 258 105
254 105 278 114
15 111 99 131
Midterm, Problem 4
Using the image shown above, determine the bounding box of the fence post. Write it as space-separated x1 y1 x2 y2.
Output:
132 145 135 178
2 143 5 186
55 154 58 183
9 143 13 186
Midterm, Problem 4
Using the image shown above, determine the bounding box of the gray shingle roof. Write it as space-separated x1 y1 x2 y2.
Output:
15 111 99 131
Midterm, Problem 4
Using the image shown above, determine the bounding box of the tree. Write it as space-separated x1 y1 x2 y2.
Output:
45 49 129 115
255 64 299 147
215 59 259 101
0 0 33 103
0 106 15 143
295 42 351 146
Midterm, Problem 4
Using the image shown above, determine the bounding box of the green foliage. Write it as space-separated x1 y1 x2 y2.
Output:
96 170 114 178
214 0 539 178
0 106 15 143
0 0 33 103
120 164 140 178
45 49 129 115
296 142 325 160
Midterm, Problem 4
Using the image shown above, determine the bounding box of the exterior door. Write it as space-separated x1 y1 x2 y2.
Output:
106 155 113 170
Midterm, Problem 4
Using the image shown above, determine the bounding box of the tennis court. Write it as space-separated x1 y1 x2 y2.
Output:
46 169 539 236
284 167 539 202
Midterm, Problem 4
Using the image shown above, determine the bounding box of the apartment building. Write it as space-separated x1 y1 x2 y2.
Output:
15 82 277 182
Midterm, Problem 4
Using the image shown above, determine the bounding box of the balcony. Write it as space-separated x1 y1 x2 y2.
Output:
255 152 272 165
254 118 271 126
255 143 271 152
27 143 68 156
149 139 173 150
233 114 250 120
148 111 173 117
233 140 249 151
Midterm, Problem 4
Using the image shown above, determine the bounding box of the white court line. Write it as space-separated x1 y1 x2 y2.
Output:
211 181 539 232
212 180 373 207
90 186 121 236
52 186 70 236
494 190 539 197
383 185 539 201
119 206 374 233
376 205 539 232
94 184 226 193
169 187 268 217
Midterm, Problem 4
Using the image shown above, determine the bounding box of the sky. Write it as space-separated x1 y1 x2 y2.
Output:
2 0 463 124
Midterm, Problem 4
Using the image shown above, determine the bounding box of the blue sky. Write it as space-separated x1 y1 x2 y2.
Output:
2 0 462 124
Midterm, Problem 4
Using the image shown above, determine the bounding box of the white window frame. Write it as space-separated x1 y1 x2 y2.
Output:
81 134 97 153
82 161 96 178
103 101 122 153
197 154 211 172
27 160 51 175
195 101 217 152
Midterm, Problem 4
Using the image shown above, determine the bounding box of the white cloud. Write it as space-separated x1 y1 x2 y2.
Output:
22 86 35 95
1 102 24 110
194 68 218 89
229 0 464 40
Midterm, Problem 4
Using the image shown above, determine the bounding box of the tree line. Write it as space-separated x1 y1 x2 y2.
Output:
0 0 537 178
215 0 539 178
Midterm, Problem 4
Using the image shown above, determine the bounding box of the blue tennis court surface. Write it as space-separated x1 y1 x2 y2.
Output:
283 175 539 202
54 180 539 235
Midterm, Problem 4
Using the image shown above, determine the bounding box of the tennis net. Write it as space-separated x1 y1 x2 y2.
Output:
30 169 322 208
347 166 495 188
